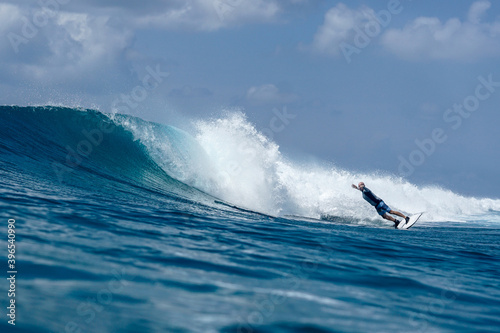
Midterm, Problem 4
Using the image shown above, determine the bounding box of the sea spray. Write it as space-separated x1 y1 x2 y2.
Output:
89 108 500 222
136 110 500 222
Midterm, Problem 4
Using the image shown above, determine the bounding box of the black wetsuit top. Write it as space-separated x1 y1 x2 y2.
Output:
362 187 383 207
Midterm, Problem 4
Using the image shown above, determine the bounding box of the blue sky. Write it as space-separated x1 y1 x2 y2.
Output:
1 0 499 198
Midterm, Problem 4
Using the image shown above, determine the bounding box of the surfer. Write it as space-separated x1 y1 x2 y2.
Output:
352 182 409 228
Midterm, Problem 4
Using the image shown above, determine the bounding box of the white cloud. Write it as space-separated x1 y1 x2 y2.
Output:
0 3 23 55
0 3 21 32
0 0 300 104
468 0 490 24
1 3 132 85
381 1 500 61
134 0 281 31
309 3 375 56
53 13 131 68
246 84 297 104
1 0 285 33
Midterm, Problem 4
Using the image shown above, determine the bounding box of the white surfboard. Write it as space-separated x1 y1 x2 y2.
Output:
397 213 423 230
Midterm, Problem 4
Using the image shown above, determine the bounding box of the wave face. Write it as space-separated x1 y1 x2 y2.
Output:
2 106 499 223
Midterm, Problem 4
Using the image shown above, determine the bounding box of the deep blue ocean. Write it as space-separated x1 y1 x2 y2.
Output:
1 106 499 333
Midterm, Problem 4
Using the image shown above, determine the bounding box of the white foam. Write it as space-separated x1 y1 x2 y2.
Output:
192 112 500 222
126 111 500 222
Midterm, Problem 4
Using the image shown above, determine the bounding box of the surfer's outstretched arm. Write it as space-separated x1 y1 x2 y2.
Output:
351 184 361 191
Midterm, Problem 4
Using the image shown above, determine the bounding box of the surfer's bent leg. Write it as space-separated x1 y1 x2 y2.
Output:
390 210 406 219
382 213 397 222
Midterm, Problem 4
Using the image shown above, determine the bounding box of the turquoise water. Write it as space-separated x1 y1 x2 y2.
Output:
1 106 499 333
